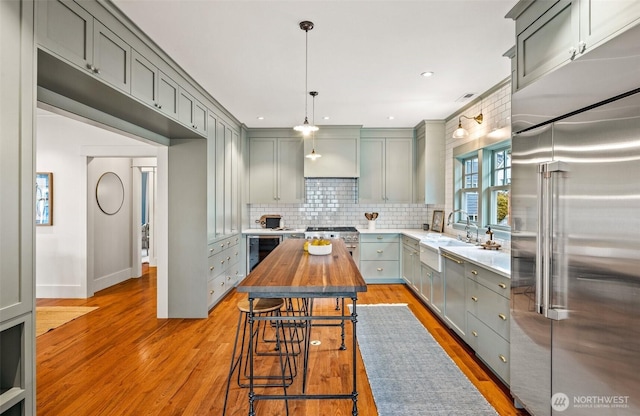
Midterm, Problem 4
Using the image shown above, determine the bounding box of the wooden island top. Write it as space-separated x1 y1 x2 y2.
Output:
237 238 367 297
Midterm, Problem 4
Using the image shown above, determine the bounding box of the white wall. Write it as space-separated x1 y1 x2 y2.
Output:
36 109 156 298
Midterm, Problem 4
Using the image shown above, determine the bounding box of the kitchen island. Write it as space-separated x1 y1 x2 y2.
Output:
237 238 367 415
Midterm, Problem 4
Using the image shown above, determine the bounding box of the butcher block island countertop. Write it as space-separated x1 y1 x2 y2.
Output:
238 238 367 296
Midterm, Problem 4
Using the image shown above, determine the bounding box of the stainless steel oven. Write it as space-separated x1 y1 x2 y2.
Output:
246 234 283 273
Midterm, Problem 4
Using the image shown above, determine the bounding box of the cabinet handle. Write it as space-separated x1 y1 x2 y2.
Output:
377 249 384 253
472 331 478 337
441 253 463 264
377 236 383 239
377 268 384 271
499 354 507 363
471 296 478 302
471 270 478 275
569 46 577 60
578 40 586 54
498 283 507 289
498 313 507 321
210 266 214 271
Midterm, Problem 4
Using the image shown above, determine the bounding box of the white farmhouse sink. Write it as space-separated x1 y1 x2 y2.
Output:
419 236 470 272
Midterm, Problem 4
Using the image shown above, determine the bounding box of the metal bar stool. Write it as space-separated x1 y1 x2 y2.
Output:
222 298 292 416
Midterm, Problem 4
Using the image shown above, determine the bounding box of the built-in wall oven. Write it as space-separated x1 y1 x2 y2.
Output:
304 226 360 265
246 234 283 273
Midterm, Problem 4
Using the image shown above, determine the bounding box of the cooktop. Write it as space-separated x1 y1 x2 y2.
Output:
305 226 358 232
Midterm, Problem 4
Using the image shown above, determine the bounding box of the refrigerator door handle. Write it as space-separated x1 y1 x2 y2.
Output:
539 161 570 321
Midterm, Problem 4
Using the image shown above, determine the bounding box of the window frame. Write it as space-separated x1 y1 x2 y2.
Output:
488 146 511 230
452 137 511 235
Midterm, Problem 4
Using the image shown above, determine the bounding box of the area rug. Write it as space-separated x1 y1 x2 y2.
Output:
36 306 98 336
352 304 498 416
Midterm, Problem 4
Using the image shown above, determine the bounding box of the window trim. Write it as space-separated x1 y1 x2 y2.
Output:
452 137 511 236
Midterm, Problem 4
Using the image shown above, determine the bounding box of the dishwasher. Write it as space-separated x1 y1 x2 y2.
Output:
246 234 283 273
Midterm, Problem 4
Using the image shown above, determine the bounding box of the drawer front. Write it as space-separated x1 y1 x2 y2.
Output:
467 279 510 340
207 274 227 308
360 260 399 279
401 235 419 248
466 264 510 298
360 242 399 261
208 251 228 277
467 313 510 384
361 233 399 244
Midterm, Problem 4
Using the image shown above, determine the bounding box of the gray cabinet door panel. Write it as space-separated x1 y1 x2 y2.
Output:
158 72 179 119
93 20 131 92
37 0 93 68
131 50 157 106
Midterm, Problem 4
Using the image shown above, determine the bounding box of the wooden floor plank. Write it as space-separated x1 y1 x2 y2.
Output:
36 265 528 415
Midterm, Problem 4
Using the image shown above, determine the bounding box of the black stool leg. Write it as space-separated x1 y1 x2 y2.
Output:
222 309 245 416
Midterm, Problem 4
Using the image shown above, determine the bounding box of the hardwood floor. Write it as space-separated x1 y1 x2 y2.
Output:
36 265 529 415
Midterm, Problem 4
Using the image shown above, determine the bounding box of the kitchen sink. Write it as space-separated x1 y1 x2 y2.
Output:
419 235 470 272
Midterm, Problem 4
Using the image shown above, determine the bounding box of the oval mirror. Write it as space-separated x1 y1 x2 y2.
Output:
96 172 124 215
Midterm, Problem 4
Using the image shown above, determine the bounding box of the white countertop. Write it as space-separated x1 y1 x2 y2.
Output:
440 245 511 278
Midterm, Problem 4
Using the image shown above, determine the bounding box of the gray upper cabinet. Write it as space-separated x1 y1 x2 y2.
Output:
508 0 640 91
131 50 179 119
37 0 131 93
360 136 413 203
178 87 207 135
249 138 304 204
415 121 445 204
37 0 93 69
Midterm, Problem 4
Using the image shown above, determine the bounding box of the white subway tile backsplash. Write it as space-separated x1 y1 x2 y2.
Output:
248 178 433 229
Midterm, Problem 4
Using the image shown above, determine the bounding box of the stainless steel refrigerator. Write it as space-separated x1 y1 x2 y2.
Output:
510 23 640 416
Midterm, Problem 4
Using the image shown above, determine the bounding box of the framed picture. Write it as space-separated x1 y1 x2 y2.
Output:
36 172 53 226
432 210 444 233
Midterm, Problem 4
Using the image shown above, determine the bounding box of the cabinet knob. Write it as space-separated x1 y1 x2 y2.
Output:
209 248 214 253
377 249 384 253
499 354 507 363
221 260 225 265
226 256 231 261
210 290 214 295
569 46 577 60
376 268 383 271
498 283 507 289
472 331 478 337
376 236 383 239
498 313 507 321
471 270 478 275
578 40 586 54
227 276 231 281
210 266 214 271
220 281 225 286
471 296 478 302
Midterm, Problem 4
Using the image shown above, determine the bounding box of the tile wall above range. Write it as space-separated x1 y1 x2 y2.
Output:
247 178 435 229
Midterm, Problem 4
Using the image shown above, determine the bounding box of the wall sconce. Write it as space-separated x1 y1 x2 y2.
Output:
452 112 483 139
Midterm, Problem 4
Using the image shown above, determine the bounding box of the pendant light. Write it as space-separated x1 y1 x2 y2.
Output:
293 21 319 136
306 91 322 160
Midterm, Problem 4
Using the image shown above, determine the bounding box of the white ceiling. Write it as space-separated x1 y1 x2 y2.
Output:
112 0 516 129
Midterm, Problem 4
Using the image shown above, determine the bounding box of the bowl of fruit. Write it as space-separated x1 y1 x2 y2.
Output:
306 238 332 255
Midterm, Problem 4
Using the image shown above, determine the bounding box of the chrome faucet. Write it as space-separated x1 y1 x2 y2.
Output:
447 209 479 244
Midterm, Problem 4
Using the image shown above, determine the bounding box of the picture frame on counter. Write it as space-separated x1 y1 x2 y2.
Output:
432 210 444 233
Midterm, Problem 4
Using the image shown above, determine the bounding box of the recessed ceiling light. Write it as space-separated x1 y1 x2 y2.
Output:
323 116 330 120
387 116 395 120
257 116 264 120
420 71 434 77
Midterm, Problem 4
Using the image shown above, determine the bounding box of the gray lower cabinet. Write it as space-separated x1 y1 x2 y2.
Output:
207 234 241 309
442 253 466 338
359 234 400 283
465 264 511 384
401 236 420 291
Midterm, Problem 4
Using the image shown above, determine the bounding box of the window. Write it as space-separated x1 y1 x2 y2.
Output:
461 156 479 222
453 137 511 232
489 147 511 227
